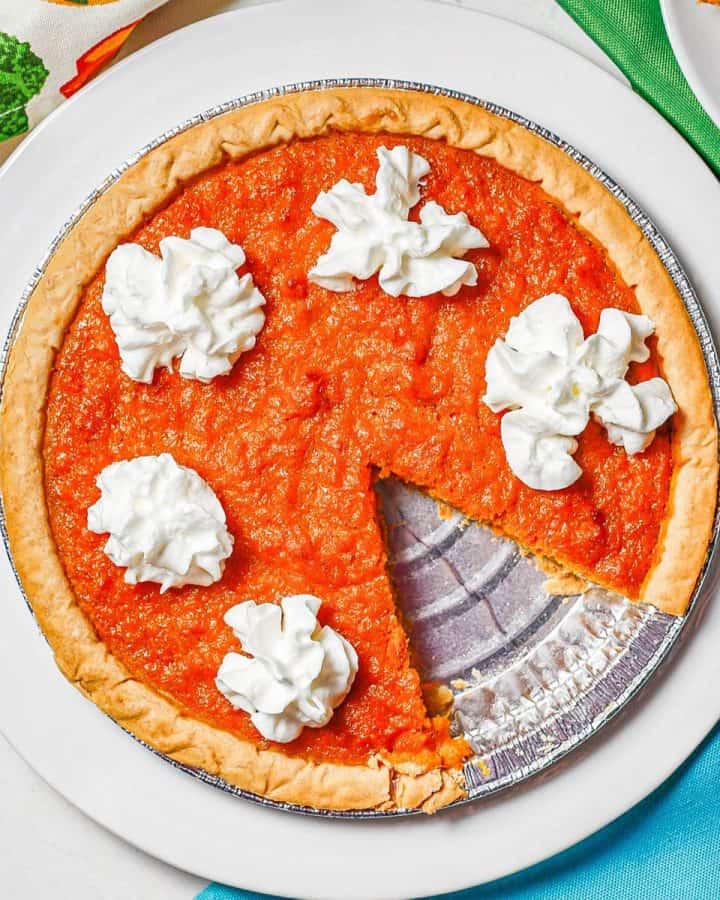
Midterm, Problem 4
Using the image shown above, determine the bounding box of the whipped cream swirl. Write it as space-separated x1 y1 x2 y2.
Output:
102 227 266 383
483 293 677 490
87 453 233 591
308 145 488 298
216 594 358 743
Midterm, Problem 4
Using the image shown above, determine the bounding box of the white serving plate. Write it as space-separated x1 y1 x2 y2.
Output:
661 0 720 128
1 1 719 897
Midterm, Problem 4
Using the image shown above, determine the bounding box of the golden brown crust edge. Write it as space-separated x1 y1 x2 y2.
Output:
0 87 716 812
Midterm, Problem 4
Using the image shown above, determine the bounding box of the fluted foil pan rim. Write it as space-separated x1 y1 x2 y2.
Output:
1 78 718 820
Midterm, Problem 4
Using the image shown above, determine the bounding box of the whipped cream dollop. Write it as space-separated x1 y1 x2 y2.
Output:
308 145 488 298
483 293 677 490
215 594 358 743
87 453 233 591
102 227 266 383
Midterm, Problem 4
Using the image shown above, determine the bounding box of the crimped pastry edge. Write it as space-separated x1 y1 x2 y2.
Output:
1 86 716 812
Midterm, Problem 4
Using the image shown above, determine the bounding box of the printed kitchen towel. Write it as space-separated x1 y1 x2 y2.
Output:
0 0 167 146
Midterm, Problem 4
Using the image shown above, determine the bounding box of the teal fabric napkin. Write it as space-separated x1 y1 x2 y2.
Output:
197 722 720 900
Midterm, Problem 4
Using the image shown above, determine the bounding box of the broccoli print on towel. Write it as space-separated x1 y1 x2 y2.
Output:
0 32 48 140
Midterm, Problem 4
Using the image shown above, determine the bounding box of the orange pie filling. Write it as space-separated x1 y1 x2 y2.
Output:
42 133 673 770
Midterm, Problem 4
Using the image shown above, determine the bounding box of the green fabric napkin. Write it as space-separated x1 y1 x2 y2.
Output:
556 0 720 174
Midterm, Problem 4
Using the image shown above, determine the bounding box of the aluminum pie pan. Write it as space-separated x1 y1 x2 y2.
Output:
0 78 718 820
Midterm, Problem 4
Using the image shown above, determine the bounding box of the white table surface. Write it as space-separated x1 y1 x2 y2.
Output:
0 2 625 897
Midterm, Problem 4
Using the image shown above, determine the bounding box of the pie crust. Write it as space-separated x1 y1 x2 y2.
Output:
1 87 717 812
